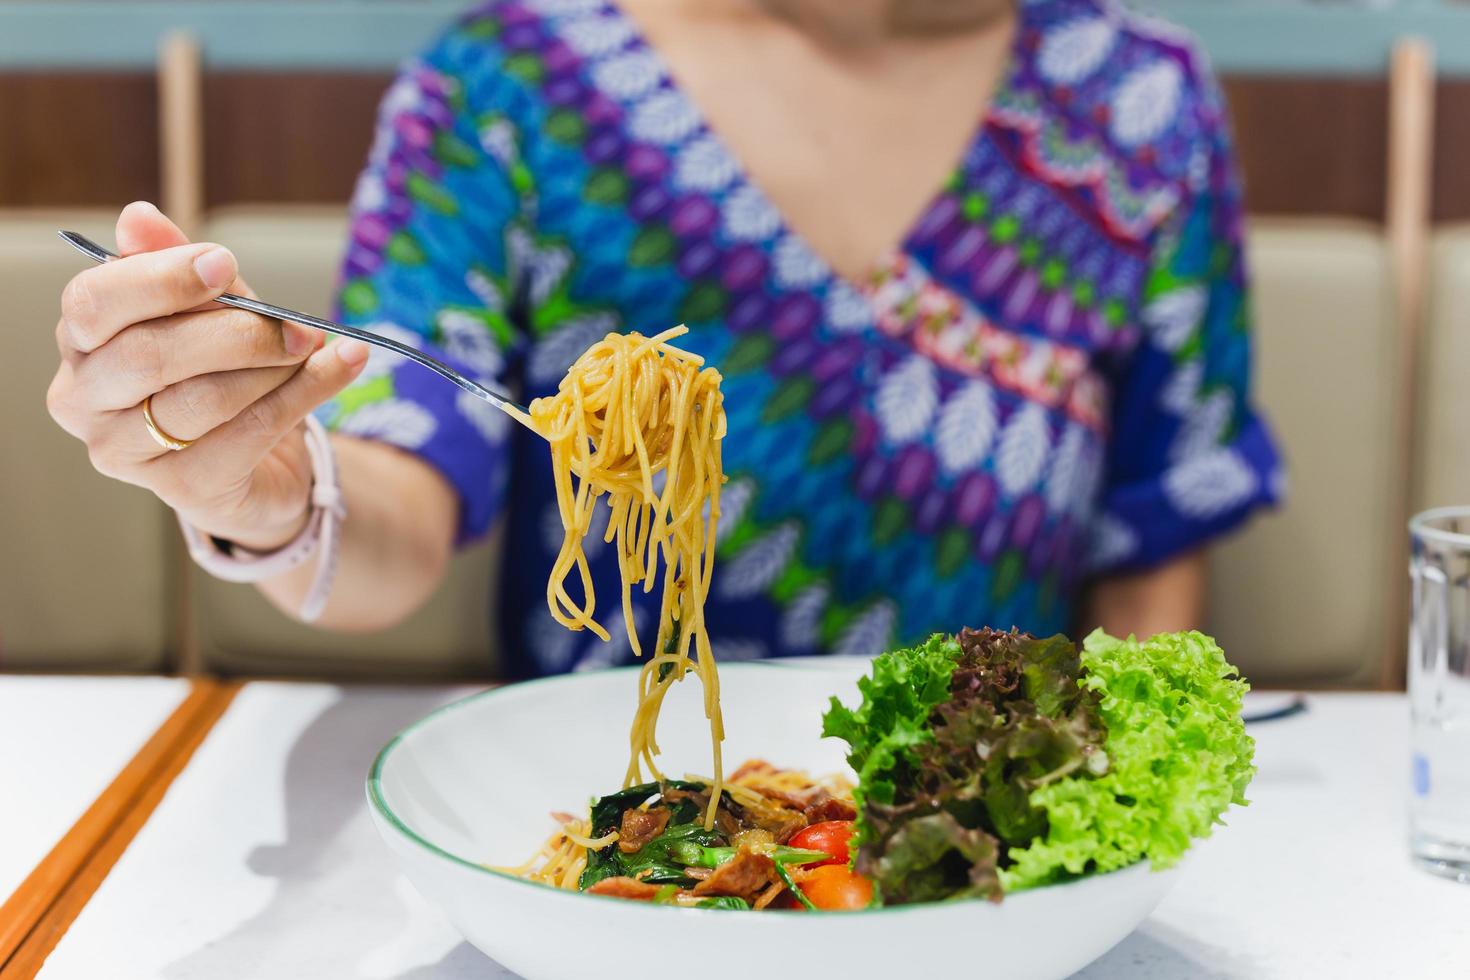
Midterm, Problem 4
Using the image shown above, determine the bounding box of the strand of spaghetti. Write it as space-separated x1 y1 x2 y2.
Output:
528 327 726 828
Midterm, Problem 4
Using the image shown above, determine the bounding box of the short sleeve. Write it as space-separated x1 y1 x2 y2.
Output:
317 27 529 545
1089 83 1283 573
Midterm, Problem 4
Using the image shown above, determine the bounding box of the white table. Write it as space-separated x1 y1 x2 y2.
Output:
37 686 1470 979
1 675 190 903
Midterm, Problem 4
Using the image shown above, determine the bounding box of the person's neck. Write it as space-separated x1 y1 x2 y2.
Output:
752 0 1013 47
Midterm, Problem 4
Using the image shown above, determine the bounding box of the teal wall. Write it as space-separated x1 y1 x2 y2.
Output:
2 1 1469 74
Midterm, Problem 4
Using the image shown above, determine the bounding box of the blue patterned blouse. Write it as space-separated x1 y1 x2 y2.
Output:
319 0 1282 677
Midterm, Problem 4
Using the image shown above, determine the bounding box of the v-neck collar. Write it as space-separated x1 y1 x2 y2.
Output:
597 0 1029 294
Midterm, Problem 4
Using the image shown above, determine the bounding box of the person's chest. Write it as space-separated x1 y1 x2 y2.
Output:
611 4 1018 284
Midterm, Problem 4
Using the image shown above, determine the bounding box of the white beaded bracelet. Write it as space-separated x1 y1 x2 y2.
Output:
177 415 345 622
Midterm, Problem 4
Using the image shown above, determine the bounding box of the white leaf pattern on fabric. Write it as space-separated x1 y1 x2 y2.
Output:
1071 437 1104 519
773 235 830 289
825 280 874 333
522 0 600 15
1142 284 1205 352
710 639 771 663
629 90 700 144
350 172 386 214
355 323 425 382
437 309 504 379
464 268 504 312
674 135 738 193
540 497 610 561
834 601 896 659
1089 513 1139 568
1110 60 1184 147
996 403 1052 497
1163 449 1259 519
1044 422 1087 514
478 117 518 170
572 606 641 673
935 381 998 475
1038 17 1118 85
528 314 619 386
875 357 939 446
1169 388 1232 463
706 476 755 546
717 523 800 600
590 50 663 100
506 226 572 306
1160 359 1203 415
780 584 829 651
336 399 437 451
561 12 635 56
456 389 510 444
721 185 781 241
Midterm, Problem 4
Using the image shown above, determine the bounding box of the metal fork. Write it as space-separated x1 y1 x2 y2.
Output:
58 230 528 417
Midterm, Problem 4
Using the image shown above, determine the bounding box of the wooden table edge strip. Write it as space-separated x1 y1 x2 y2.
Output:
0 679 240 978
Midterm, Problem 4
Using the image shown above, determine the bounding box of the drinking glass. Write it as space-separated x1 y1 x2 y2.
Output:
1409 506 1470 882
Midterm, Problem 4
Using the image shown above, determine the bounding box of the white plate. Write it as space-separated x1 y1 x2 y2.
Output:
368 661 1180 980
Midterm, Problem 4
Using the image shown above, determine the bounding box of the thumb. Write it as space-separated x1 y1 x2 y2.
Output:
177 339 373 478
116 201 190 256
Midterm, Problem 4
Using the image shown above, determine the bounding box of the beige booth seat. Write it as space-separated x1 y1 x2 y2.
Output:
0 211 175 670
188 206 499 678
1207 219 1399 688
1418 226 1470 513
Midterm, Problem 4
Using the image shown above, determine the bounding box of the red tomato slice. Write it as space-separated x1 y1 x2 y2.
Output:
787 820 855 867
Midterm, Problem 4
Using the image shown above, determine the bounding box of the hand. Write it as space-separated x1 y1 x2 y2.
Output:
46 202 370 551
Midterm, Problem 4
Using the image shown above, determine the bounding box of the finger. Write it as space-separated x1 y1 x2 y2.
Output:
72 306 324 412
46 359 89 439
160 339 371 483
115 200 316 354
116 201 191 257
85 363 306 469
59 242 240 354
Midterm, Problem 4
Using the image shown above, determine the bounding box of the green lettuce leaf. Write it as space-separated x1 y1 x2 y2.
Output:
999 629 1255 892
820 632 959 812
825 627 1106 903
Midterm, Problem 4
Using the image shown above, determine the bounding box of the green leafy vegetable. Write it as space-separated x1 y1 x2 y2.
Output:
668 842 829 869
866 811 999 905
820 632 960 813
693 896 750 910
826 627 1106 903
999 629 1254 891
578 780 712 889
774 859 817 911
824 627 1252 906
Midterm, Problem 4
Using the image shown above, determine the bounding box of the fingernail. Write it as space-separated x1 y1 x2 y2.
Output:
283 323 316 357
335 339 370 367
194 247 237 290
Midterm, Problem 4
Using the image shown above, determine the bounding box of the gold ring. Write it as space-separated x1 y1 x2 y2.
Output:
142 393 194 452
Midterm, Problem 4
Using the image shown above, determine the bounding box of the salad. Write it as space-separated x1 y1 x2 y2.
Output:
521 626 1254 909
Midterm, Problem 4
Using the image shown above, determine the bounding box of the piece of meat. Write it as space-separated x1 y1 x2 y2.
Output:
587 876 662 901
752 786 808 810
737 797 808 843
803 796 857 823
691 848 777 901
618 806 671 854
